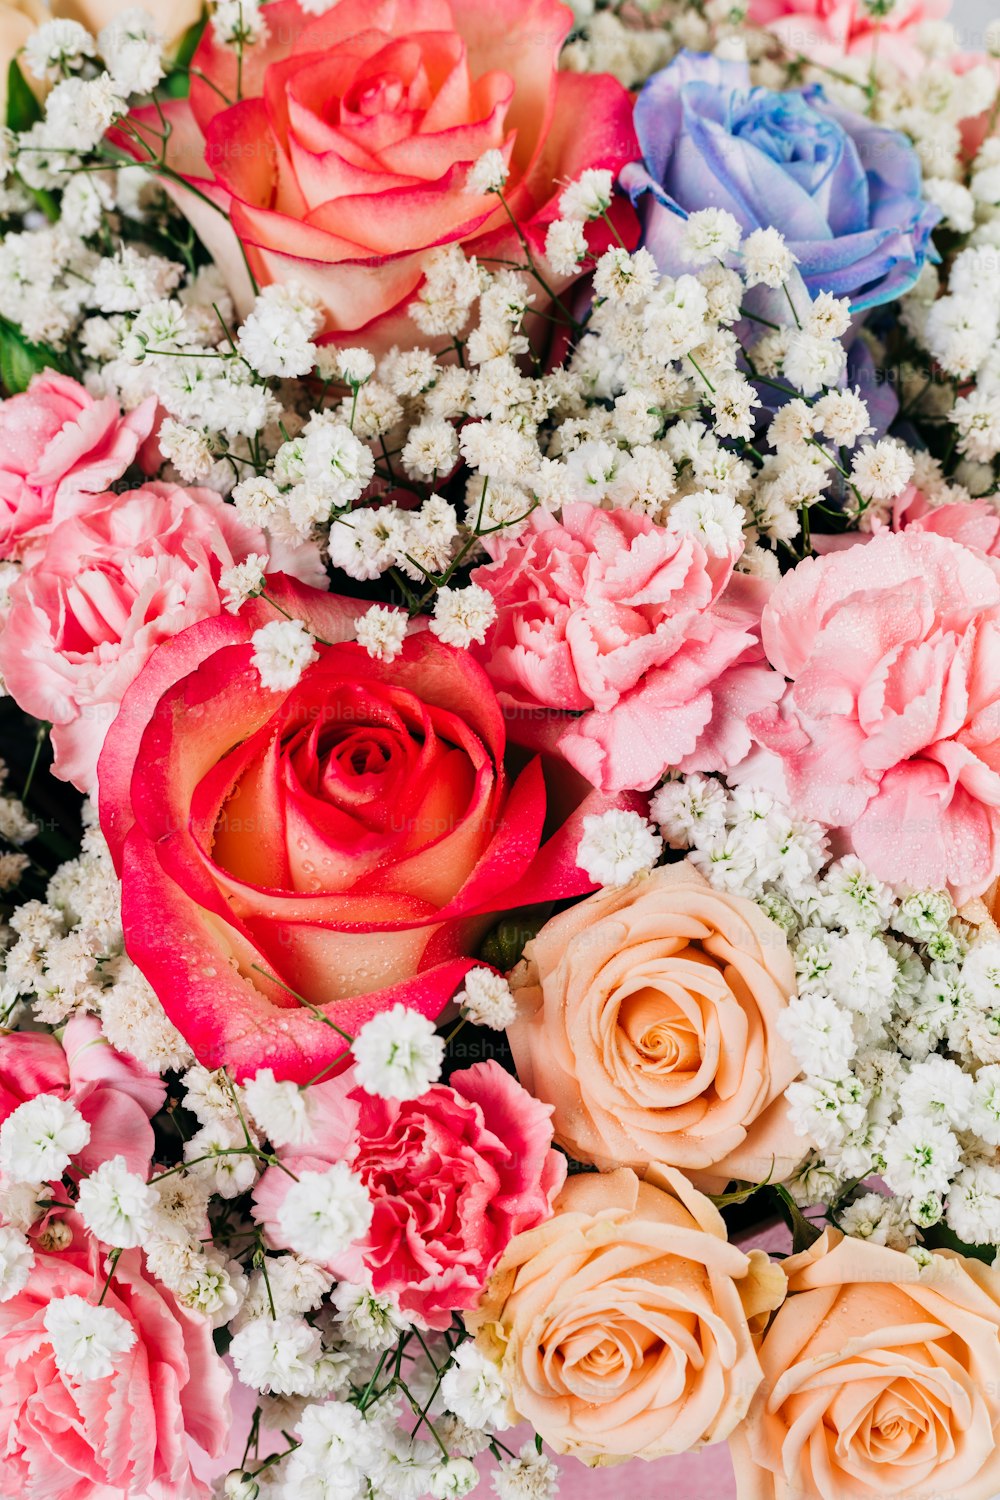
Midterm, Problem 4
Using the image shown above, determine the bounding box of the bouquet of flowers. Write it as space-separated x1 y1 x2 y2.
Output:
4 0 1000 1494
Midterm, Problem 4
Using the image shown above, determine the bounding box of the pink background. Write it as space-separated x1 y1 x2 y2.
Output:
498 1433 738 1498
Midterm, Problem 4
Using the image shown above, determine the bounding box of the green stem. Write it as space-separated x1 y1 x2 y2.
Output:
250 963 354 1042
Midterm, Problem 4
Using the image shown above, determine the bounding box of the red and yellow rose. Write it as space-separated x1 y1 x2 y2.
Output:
121 0 639 343
98 576 625 1082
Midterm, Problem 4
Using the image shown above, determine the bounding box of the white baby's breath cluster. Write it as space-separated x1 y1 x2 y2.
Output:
0 803 194 1069
64 205 903 603
0 759 34 902
653 773 1000 1249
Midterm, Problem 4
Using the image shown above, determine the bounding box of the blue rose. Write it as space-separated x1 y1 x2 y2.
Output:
620 52 940 312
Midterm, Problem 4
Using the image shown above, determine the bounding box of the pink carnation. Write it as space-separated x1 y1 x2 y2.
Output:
0 482 267 793
746 0 949 79
0 1236 230 1499
0 373 156 562
254 1060 566 1329
748 528 1000 898
471 503 781 792
0 1015 165 1183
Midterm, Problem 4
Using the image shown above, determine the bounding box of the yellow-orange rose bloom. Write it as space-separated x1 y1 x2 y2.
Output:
468 1164 785 1465
731 1227 1000 1500
507 862 802 1190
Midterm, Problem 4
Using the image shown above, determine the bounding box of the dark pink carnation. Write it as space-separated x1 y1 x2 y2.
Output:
254 1060 566 1328
471 502 781 792
0 373 155 562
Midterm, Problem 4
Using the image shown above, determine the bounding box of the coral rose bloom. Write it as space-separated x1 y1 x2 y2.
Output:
731 1228 1000 1500
124 0 639 341
98 577 622 1082
507 861 802 1190
748 529 1000 899
469 1164 785 1463
0 1239 231 1499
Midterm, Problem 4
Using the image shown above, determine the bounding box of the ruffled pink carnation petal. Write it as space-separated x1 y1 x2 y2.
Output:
0 1242 229 1497
474 503 758 792
253 1060 564 1328
750 528 1000 896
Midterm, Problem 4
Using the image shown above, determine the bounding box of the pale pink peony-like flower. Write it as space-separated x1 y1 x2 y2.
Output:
0 482 268 792
471 503 782 793
0 1234 231 1499
254 1059 566 1328
748 528 1000 898
0 373 156 562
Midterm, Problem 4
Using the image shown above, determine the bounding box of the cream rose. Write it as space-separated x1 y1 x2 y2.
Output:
731 1227 1000 1500
0 0 45 113
468 1164 785 1464
51 0 203 51
507 862 802 1190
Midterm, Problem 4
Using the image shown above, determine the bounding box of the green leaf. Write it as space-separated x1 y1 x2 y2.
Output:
773 1185 824 1255
174 12 208 69
6 59 41 133
0 317 69 396
709 1179 768 1210
921 1221 997 1265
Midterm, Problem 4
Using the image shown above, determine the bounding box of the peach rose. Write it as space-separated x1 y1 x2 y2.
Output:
468 1164 785 1464
731 1227 1000 1500
506 861 802 1190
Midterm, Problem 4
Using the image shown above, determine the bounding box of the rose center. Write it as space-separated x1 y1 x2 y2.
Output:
348 74 405 117
731 90 842 196
344 737 391 776
618 989 701 1075
864 1387 929 1457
